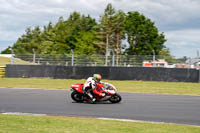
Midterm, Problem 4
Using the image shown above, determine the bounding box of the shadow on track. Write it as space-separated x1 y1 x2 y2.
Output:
71 101 121 104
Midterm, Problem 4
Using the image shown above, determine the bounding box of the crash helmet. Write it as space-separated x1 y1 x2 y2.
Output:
93 74 102 82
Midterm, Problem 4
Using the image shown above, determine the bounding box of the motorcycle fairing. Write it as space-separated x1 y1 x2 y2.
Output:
71 83 84 93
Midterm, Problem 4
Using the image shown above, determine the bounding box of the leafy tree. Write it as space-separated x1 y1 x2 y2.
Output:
11 12 98 55
39 22 55 54
65 12 98 55
73 31 97 55
125 11 166 55
1 46 12 54
113 10 126 65
2 5 170 59
99 3 116 65
12 26 42 54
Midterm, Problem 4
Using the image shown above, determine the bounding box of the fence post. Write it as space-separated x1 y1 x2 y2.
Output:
105 34 109 66
71 49 74 66
11 49 14 64
32 49 36 64
152 50 155 61
112 53 115 67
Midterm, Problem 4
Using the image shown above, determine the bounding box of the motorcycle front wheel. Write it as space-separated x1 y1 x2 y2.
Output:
109 93 122 103
71 91 84 103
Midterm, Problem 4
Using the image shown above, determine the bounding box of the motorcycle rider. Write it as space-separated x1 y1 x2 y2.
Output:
83 74 105 103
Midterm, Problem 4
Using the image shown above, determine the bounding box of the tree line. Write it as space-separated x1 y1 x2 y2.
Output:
1 3 167 58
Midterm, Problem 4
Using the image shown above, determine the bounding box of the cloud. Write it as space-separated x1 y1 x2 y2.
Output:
0 0 200 57
111 0 200 31
165 29 200 57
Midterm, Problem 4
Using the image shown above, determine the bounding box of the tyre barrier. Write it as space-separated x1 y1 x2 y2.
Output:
0 66 5 78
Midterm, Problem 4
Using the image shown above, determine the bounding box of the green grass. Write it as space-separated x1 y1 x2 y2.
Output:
0 78 200 95
0 114 199 133
0 56 31 66
0 56 11 66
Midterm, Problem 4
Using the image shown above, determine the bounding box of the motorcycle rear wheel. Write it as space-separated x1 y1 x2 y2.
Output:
109 93 122 103
71 91 84 103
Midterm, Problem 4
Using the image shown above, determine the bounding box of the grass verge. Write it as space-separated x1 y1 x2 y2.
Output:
0 114 200 133
0 56 11 66
0 56 30 66
0 78 200 95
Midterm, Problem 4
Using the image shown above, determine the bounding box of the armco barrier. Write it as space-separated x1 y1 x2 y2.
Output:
5 64 200 82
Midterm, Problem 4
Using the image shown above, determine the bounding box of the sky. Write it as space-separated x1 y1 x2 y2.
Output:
0 0 200 58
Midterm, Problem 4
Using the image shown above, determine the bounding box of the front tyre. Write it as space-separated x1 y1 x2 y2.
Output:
71 91 84 103
109 93 122 103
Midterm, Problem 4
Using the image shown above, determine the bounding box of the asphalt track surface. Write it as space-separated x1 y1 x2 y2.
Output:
0 88 200 126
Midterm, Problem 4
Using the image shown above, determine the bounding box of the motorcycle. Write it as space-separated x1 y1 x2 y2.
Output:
70 82 122 103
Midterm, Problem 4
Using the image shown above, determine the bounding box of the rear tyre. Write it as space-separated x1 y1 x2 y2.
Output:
71 91 84 103
109 93 122 103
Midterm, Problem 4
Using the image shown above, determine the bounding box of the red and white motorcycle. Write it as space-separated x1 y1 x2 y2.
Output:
70 82 122 103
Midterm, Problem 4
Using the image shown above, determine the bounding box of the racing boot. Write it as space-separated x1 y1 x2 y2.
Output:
87 92 96 104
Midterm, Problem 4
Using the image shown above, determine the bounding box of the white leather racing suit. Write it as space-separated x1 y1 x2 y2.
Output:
83 77 101 100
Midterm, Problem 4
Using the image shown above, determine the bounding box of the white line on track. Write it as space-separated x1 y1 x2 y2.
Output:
1 112 46 116
98 117 149 123
1 112 200 127
98 117 200 127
